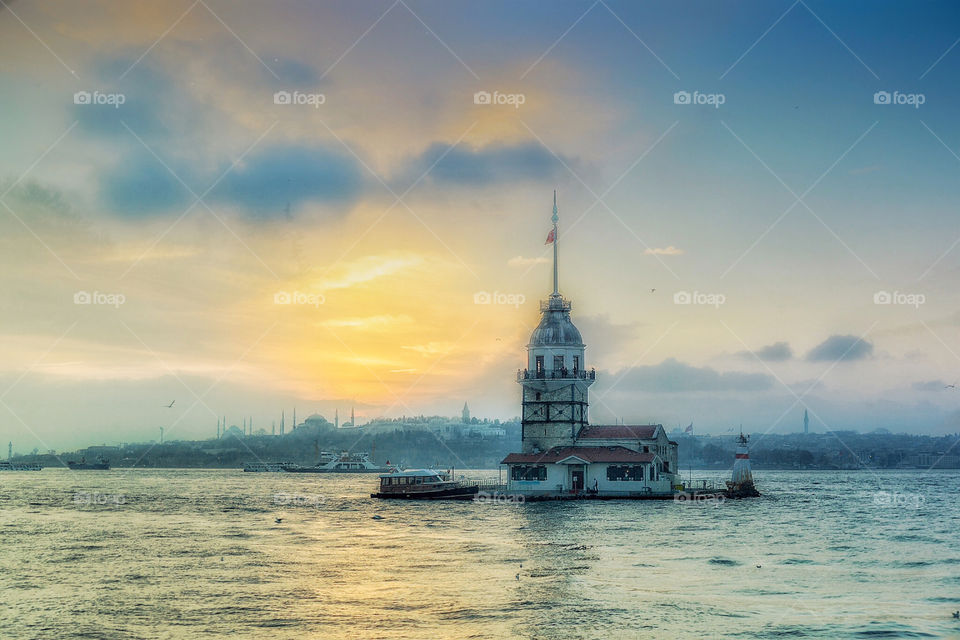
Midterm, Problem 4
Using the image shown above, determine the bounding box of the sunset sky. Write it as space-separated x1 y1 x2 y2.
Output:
3 0 960 448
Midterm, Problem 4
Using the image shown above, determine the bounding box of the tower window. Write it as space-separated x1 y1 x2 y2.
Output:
535 356 544 376
573 356 579 371
535 392 541 401
553 355 564 370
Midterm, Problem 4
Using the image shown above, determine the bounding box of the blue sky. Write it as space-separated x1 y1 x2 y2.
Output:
1 0 960 448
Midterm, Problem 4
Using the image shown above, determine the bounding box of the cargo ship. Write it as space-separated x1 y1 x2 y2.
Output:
67 456 110 470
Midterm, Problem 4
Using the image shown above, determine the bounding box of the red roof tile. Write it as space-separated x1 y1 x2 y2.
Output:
501 446 656 465
577 425 661 440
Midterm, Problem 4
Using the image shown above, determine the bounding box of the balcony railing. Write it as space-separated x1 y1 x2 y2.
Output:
540 298 572 312
517 368 596 381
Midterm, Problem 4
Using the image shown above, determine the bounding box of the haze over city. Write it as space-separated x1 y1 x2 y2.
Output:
3 1 960 450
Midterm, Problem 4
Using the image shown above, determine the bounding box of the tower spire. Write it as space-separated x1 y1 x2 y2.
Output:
552 190 559 297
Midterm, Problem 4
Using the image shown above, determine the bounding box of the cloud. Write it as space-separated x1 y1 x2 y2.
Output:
644 245 684 256
805 335 874 362
508 255 549 267
411 141 569 187
101 144 365 216
738 341 793 362
208 145 365 215
317 254 425 291
603 358 774 393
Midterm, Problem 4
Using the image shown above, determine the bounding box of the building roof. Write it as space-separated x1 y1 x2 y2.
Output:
502 446 656 465
577 425 661 440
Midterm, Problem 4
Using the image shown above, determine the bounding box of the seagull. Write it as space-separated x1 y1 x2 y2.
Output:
756 564 762 568
650 288 656 293
953 610 959 619
164 400 175 408
372 515 384 520
515 573 520 581
274 517 282 523
946 384 957 390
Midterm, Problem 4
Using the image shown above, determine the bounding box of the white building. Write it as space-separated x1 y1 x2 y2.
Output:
501 193 680 497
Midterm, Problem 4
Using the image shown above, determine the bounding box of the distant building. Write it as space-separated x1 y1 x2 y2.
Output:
462 402 470 424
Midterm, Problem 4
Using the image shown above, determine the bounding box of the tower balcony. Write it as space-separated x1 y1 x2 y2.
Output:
518 368 596 382
540 297 572 312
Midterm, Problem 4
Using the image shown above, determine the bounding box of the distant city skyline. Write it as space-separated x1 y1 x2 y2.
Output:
3 1 960 448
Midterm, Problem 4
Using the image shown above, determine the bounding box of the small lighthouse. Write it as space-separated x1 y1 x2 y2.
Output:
726 430 760 497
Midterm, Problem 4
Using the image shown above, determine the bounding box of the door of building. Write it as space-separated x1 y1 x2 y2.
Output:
571 467 584 493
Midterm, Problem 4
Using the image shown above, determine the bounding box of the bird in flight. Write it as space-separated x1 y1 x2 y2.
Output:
164 400 175 408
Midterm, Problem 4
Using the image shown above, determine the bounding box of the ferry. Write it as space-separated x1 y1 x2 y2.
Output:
242 462 292 472
371 469 480 500
67 456 110 470
282 452 396 474
0 461 42 471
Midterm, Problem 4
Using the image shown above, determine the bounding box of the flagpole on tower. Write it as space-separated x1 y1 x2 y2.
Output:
552 190 559 297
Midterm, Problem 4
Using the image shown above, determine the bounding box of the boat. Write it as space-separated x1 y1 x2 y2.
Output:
67 456 110 470
371 469 480 499
282 451 396 473
0 461 42 471
243 461 293 472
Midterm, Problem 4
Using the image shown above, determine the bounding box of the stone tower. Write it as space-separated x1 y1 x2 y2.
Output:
518 192 595 453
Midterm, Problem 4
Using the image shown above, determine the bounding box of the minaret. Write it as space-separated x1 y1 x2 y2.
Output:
462 402 470 424
518 192 595 453
243 417 247 436
351 406 355 427
7 441 11 460
803 409 809 434
293 408 297 431
272 421 276 436
335 409 339 429
281 410 285 435
217 418 220 439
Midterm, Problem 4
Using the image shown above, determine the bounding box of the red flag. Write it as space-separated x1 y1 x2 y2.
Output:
545 228 555 244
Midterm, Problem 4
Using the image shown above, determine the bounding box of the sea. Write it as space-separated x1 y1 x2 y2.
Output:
1 469 957 639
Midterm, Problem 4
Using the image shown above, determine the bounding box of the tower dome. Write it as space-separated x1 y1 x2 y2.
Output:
528 296 583 347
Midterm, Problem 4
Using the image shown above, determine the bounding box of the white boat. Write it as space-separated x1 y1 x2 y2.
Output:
0 461 42 471
282 452 396 473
